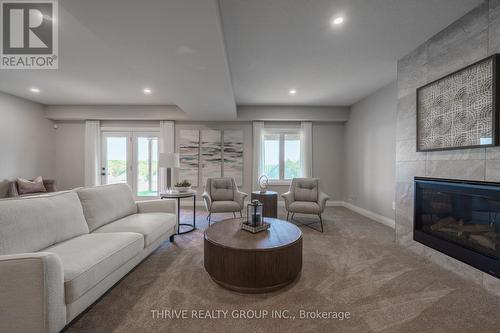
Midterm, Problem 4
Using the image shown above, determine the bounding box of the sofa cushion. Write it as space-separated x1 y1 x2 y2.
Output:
93 212 176 247
43 232 143 304
210 178 234 201
0 191 89 255
76 184 137 232
293 179 319 202
210 201 241 213
289 201 321 214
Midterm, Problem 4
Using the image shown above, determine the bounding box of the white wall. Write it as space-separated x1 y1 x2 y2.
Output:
344 82 397 219
0 92 56 197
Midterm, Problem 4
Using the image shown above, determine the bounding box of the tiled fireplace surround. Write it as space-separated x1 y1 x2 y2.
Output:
396 0 500 295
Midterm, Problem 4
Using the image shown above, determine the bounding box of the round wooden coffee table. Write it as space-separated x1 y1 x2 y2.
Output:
204 218 302 293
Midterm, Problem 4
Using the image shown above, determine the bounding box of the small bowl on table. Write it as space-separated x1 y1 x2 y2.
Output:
173 186 191 193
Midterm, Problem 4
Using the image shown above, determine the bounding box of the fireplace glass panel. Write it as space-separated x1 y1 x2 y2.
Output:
415 180 500 260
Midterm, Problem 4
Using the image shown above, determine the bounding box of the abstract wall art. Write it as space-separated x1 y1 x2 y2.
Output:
201 130 222 186
177 128 244 188
416 54 499 151
223 130 244 186
178 129 200 187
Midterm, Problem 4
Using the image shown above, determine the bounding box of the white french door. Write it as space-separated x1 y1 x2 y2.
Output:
101 131 159 198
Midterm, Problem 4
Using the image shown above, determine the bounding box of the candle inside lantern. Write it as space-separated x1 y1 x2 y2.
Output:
247 200 263 227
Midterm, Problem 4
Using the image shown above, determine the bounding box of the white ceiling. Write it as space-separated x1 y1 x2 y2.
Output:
0 0 236 120
0 0 482 118
219 0 482 106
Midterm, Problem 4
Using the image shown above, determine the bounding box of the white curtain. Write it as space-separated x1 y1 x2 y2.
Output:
300 121 313 178
159 121 175 191
252 121 265 190
84 120 101 186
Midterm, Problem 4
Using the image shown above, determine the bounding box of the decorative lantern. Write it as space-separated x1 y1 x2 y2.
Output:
247 200 263 226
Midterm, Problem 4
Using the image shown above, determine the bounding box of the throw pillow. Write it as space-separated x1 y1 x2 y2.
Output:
17 176 47 195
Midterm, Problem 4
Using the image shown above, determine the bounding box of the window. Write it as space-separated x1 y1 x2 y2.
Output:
262 130 302 181
136 136 159 197
101 131 160 198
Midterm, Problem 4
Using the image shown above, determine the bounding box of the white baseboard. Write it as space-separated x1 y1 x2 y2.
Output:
178 198 395 229
341 202 395 229
180 199 343 208
276 200 343 207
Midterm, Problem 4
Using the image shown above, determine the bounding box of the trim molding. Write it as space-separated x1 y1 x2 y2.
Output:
178 199 394 229
342 202 395 229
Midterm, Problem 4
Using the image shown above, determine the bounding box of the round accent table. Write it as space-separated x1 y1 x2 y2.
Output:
160 190 196 234
204 218 302 293
251 191 278 218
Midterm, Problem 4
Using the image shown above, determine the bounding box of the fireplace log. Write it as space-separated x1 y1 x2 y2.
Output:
470 234 497 250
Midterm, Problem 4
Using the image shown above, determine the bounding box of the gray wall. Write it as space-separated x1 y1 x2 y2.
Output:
344 82 397 219
53 120 162 191
174 122 254 197
264 122 344 199
396 0 500 293
54 122 86 190
237 106 349 122
0 92 56 197
311 122 344 201
174 121 344 201
50 119 345 201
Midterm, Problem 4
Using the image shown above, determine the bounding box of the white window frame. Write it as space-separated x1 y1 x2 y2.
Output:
100 129 160 199
262 128 302 184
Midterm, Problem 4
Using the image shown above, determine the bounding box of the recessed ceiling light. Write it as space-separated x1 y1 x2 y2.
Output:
289 89 297 95
30 87 40 93
332 17 344 26
143 88 152 95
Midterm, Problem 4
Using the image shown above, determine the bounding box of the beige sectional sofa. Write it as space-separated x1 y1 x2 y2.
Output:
0 183 177 333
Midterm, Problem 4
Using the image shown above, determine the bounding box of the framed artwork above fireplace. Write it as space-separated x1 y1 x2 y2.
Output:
416 54 500 152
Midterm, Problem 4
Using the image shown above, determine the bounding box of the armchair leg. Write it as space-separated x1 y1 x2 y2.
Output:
208 213 212 226
286 212 290 221
240 211 243 218
233 212 236 218
318 214 324 233
291 213 295 221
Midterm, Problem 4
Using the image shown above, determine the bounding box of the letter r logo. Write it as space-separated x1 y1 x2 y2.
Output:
2 2 53 54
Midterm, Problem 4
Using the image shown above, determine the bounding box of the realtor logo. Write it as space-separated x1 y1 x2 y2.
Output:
1 0 58 69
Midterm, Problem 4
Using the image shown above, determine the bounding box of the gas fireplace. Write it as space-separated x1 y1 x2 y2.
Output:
414 177 500 278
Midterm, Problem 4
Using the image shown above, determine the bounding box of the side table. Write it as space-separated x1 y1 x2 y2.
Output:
160 190 196 234
251 191 278 218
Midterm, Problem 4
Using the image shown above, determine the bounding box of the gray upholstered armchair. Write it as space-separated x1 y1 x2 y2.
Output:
282 178 329 232
202 178 248 225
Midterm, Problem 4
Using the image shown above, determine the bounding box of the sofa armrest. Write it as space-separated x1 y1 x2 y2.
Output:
0 252 66 333
234 191 248 209
282 191 293 209
136 199 177 215
202 192 212 211
318 191 330 212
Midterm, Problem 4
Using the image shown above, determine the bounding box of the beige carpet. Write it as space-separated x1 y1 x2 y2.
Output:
66 207 500 333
